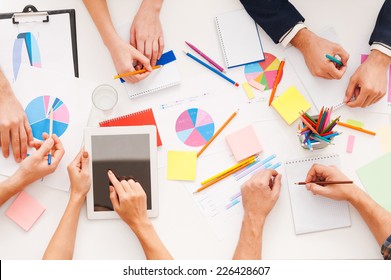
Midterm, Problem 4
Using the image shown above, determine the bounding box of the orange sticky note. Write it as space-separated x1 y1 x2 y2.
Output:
6 191 45 231
226 125 263 161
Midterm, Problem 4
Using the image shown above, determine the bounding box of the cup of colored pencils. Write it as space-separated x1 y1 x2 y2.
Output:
297 107 341 151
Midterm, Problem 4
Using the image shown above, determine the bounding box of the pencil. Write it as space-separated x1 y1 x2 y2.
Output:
184 51 239 87
337 121 376 136
195 157 256 193
197 109 239 157
200 155 257 185
300 116 319 135
325 54 343 66
48 108 53 165
113 65 162 79
295 180 353 185
185 41 226 73
268 59 285 106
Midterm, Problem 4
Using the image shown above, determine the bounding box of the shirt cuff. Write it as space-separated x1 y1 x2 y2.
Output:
279 22 307 48
370 42 391 58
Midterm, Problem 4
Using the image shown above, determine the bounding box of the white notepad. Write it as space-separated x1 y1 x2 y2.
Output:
123 54 181 99
284 154 351 235
215 9 265 68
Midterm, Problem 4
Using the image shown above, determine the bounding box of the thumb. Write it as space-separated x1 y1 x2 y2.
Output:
134 52 152 71
344 78 357 103
81 151 89 171
36 138 54 157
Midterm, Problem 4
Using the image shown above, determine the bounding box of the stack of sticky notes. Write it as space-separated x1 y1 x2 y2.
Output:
6 191 45 231
225 125 263 161
271 86 311 125
167 150 197 181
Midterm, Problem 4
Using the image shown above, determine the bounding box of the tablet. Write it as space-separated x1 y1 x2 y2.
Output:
84 126 158 219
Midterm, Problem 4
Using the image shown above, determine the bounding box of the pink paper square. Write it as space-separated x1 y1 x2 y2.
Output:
5 191 45 231
226 125 263 161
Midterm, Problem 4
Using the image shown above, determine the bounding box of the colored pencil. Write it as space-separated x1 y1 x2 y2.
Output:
197 109 238 157
315 106 324 132
337 121 376 136
325 54 343 66
295 180 353 185
185 41 226 73
184 51 239 87
300 116 320 135
113 65 162 79
48 108 53 165
268 60 285 106
200 155 257 185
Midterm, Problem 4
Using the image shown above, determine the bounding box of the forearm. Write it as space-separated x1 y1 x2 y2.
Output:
132 221 173 260
0 175 26 207
43 194 84 260
82 0 121 49
349 187 391 246
233 214 264 260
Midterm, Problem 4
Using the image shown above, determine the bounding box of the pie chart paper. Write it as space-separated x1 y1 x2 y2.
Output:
244 53 283 90
175 108 215 147
25 95 69 140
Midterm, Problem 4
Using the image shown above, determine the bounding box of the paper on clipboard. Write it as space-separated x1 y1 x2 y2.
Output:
0 5 78 82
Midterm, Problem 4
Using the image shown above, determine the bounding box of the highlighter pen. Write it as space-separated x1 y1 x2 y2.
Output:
184 51 239 87
325 54 343 66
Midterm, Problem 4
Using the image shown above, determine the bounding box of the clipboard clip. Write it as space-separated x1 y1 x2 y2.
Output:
12 5 49 24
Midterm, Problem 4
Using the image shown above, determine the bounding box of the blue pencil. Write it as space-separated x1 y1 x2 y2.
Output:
183 51 239 87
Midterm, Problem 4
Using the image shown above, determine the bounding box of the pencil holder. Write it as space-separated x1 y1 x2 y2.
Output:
297 115 335 150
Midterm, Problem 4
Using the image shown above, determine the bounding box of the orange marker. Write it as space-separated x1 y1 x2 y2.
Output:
268 60 285 106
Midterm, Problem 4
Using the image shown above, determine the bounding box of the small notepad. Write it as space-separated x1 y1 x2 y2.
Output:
215 9 264 68
272 86 311 125
226 125 263 161
100 108 162 147
356 151 391 211
123 50 181 99
285 154 351 235
6 191 45 231
167 151 197 181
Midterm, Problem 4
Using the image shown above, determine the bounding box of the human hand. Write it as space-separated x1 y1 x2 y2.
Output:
107 37 152 83
0 77 34 162
345 50 391 108
291 28 349 79
13 133 65 186
241 169 282 222
67 148 90 200
130 0 164 67
108 170 149 230
305 164 357 201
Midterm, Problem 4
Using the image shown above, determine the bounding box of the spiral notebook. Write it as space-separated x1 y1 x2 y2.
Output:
284 154 351 234
99 108 162 147
215 9 264 68
123 50 181 99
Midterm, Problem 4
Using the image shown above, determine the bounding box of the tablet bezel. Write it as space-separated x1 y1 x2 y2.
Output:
84 125 158 219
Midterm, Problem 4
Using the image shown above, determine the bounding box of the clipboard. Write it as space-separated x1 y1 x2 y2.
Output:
0 5 79 78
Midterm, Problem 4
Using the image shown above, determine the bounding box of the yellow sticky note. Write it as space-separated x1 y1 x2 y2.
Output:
167 151 197 181
242 82 255 99
271 86 311 125
347 119 364 128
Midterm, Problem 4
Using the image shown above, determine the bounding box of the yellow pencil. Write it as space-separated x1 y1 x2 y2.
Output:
113 65 162 79
197 109 239 157
195 157 256 193
200 155 257 185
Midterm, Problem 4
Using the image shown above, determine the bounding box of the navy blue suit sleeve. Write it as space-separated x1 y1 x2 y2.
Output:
240 0 305 44
369 0 391 48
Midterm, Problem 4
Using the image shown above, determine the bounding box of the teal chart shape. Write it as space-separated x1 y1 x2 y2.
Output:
25 96 70 141
13 32 42 80
175 108 215 147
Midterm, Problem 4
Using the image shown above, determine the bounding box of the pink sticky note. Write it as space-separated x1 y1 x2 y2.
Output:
6 191 45 231
226 125 263 161
249 79 266 91
346 135 355 153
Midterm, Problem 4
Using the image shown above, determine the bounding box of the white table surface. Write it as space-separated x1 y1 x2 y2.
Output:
0 0 388 259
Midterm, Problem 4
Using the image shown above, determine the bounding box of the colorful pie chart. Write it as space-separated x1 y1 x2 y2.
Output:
244 53 283 90
175 108 215 147
25 96 69 141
